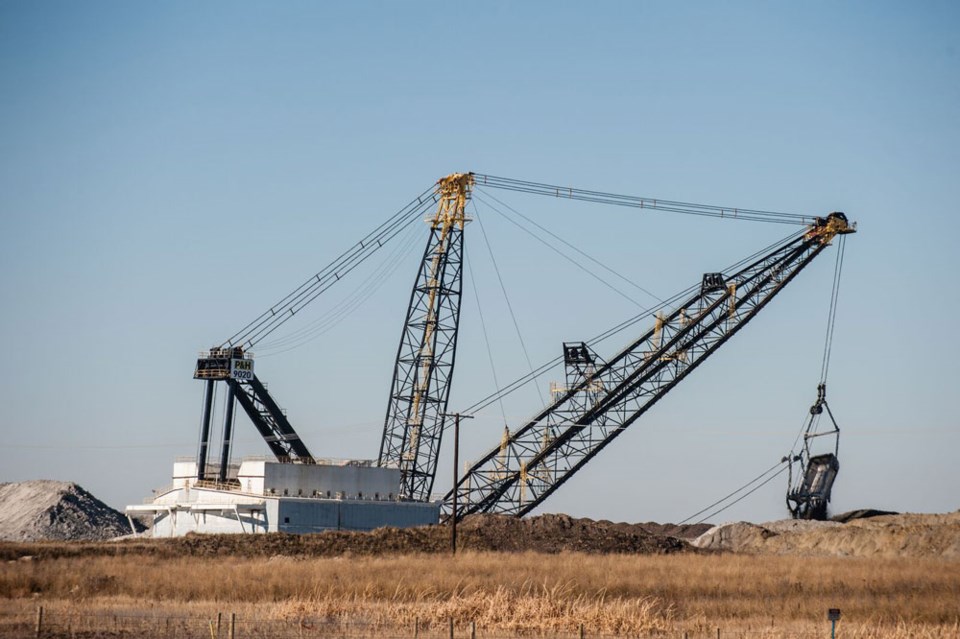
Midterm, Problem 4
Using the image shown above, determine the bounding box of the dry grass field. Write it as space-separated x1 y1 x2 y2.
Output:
2 550 959 637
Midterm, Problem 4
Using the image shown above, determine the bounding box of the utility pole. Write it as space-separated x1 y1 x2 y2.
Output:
443 412 473 554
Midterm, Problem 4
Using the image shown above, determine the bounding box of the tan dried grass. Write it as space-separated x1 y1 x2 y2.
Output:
1 551 958 636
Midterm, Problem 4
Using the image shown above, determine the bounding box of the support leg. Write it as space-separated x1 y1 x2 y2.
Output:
218 385 237 483
197 380 216 480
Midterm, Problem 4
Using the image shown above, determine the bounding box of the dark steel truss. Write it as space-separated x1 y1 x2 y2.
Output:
379 174 472 501
227 375 314 463
444 215 854 519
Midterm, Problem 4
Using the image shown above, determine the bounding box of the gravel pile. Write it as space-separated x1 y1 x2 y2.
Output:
0 480 140 542
692 512 960 558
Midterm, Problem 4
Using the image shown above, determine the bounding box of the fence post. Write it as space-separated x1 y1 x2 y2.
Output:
449 618 454 639
471 620 476 639
216 612 222 638
34 606 43 638
579 622 584 639
414 617 420 639
229 613 236 639
717 628 720 639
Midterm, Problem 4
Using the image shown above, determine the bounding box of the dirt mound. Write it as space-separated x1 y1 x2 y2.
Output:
633 521 713 540
691 521 778 552
456 513 689 553
693 512 960 558
831 508 898 523
0 481 142 542
762 519 842 534
0 513 691 560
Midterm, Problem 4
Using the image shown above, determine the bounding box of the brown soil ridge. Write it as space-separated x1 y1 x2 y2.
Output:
0 513 695 561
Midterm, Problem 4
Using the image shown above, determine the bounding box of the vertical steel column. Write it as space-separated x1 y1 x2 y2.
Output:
218 384 237 483
197 380 216 480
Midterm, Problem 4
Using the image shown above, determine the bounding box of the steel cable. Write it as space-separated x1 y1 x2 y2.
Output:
679 459 788 525
220 185 438 349
237 197 436 348
476 187 662 303
255 221 423 355
472 202 546 407
461 229 806 416
820 234 847 384
474 173 813 225
689 464 790 525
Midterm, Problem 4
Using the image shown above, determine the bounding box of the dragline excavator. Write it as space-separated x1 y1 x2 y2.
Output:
189 171 855 522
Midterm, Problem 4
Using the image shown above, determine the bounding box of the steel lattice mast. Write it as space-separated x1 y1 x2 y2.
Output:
379 173 474 501
444 213 855 519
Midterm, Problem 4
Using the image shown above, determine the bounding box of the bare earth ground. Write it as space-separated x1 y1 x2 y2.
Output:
1 482 959 637
2 513 960 638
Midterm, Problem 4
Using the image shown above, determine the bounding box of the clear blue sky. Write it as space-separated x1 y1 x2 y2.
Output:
1 2 958 524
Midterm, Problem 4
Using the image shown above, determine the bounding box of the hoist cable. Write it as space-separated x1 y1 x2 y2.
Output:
679 459 788 525
820 235 847 384
474 174 813 225
476 187 662 304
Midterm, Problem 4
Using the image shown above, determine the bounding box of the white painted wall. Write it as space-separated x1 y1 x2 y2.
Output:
238 460 400 499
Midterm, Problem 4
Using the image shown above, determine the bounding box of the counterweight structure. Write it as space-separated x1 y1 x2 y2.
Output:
194 347 314 482
379 173 474 501
444 213 855 519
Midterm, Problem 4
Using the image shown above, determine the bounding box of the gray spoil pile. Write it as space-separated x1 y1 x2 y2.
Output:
0 480 140 542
